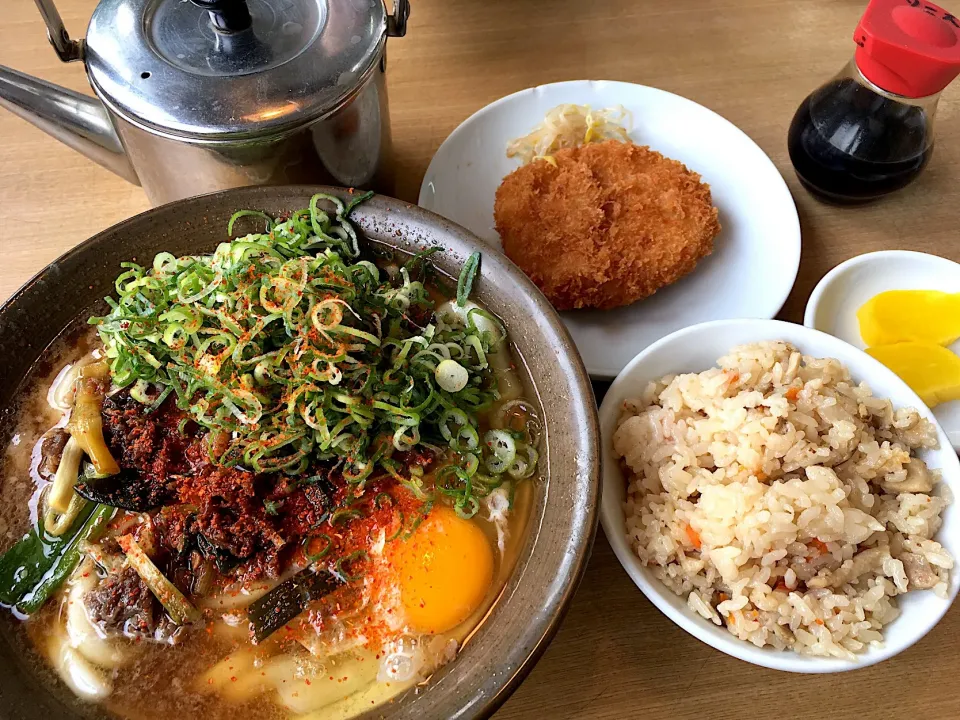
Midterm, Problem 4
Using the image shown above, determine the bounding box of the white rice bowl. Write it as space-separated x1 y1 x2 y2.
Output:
599 320 960 673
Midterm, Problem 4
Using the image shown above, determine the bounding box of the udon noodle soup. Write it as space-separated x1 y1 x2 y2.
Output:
0 194 541 719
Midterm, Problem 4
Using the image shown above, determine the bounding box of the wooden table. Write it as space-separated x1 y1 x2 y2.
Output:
3 0 960 718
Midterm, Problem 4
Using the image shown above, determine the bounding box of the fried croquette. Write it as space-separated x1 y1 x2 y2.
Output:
493 140 721 311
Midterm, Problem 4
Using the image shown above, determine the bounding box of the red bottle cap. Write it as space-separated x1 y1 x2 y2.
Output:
854 0 960 97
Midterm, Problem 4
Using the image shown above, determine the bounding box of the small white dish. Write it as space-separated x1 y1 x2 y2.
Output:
419 80 801 378
598 318 960 673
804 250 960 451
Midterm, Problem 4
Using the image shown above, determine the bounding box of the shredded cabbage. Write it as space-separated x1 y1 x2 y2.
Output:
506 103 632 165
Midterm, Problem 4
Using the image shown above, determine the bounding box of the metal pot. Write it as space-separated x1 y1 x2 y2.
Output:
0 0 409 205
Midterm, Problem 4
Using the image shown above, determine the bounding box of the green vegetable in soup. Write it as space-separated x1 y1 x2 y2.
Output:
66 363 120 477
118 534 202 625
0 502 114 614
47 436 84 515
456 251 480 307
247 568 343 644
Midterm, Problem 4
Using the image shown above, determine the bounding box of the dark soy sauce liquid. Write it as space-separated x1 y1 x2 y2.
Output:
788 78 933 203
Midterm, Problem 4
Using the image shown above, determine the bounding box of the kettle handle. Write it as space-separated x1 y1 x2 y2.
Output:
387 0 410 37
34 0 83 62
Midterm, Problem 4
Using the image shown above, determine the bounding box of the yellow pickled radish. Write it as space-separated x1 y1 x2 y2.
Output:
866 342 960 407
857 290 960 346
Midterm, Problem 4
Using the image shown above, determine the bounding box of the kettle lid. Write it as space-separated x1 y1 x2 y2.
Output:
85 0 391 139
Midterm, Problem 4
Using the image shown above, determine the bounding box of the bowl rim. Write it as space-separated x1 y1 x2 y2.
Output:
598 317 960 674
802 249 960 330
0 185 602 719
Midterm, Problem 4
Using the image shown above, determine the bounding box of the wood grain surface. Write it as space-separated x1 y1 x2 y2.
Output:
2 1 959 718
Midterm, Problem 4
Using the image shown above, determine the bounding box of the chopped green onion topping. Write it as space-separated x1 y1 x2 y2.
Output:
89 193 518 495
263 499 281 516
435 359 469 393
456 252 480 308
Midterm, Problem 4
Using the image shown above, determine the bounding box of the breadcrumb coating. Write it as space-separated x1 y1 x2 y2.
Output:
494 140 721 310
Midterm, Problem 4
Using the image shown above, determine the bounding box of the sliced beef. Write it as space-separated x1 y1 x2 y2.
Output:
180 467 282 556
152 506 194 557
75 468 168 511
173 466 289 580
101 393 194 506
85 567 178 642
99 394 353 585
86 567 154 635
39 428 70 478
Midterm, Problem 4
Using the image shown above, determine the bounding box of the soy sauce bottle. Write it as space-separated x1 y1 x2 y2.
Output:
788 0 960 203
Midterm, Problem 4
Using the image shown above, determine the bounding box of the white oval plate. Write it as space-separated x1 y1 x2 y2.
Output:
419 80 802 378
804 250 960 451
599 318 960 672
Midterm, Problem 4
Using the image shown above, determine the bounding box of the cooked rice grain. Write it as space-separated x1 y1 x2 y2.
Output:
613 341 953 658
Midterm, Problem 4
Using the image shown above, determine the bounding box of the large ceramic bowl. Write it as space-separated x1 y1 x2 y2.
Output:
598 319 960 673
0 187 600 719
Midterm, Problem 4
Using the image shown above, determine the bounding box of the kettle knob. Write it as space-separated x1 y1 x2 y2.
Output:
191 0 253 33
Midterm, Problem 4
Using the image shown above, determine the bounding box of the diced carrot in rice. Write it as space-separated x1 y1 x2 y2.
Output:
810 538 830 555
610 341 951 658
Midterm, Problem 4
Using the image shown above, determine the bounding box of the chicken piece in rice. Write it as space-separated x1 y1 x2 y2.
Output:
612 341 954 659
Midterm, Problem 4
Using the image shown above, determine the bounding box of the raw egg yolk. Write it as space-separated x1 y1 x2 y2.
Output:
389 506 494 634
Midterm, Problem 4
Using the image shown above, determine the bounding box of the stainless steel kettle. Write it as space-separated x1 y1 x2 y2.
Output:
0 0 409 205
